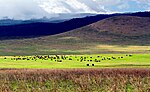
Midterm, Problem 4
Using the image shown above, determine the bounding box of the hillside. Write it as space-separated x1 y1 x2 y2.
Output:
0 16 150 55
58 16 150 45
0 11 150 37
0 14 112 37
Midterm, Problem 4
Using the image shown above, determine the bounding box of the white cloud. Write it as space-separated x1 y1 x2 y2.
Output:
117 1 129 10
93 0 121 6
38 0 108 14
39 0 71 13
135 0 150 4
133 0 150 11
0 0 50 20
0 0 149 20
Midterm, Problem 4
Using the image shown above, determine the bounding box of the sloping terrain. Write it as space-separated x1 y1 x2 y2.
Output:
58 16 150 45
0 14 113 37
0 16 150 55
0 11 150 37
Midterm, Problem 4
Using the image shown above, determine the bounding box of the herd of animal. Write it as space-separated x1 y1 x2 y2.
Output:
4 54 133 66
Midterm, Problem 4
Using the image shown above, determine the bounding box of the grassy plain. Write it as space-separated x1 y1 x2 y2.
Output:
0 54 150 69
0 54 149 91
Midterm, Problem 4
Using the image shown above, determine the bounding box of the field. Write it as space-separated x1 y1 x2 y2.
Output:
0 54 150 91
0 54 150 68
0 69 150 92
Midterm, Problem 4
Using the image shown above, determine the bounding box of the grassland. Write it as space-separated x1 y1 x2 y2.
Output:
0 54 149 91
0 69 150 92
0 54 150 69
0 34 150 55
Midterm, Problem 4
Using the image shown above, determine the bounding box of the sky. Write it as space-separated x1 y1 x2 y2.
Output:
0 0 150 19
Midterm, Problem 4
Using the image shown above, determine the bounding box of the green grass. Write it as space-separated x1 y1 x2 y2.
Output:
0 54 150 69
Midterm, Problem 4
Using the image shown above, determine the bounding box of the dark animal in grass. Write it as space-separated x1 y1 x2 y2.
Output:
95 59 99 62
22 58 26 60
95 60 101 62
80 57 83 61
107 58 111 60
61 56 65 60
129 55 133 57
57 60 62 62
112 57 116 59
103 57 106 60
87 64 90 66
92 64 95 66
69 58 72 60
56 55 60 59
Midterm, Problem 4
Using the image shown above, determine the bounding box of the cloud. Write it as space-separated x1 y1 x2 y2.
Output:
38 0 108 14
135 0 150 4
93 0 121 6
0 0 149 20
0 0 50 19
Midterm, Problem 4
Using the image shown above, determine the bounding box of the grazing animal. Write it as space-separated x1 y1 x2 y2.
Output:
57 60 62 62
129 55 133 57
69 58 72 60
107 58 111 60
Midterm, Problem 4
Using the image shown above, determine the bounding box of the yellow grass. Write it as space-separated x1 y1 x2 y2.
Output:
94 45 150 52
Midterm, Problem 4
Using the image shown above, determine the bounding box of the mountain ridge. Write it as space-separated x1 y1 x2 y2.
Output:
0 11 150 38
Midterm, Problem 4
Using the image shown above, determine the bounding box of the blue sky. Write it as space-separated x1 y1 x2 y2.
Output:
105 0 150 12
0 0 150 19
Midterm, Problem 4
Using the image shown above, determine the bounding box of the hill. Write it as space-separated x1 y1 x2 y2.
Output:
0 14 112 37
0 11 150 38
0 15 150 55
59 16 150 45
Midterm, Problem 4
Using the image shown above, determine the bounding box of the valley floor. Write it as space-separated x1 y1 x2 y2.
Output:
0 54 150 69
0 54 149 91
